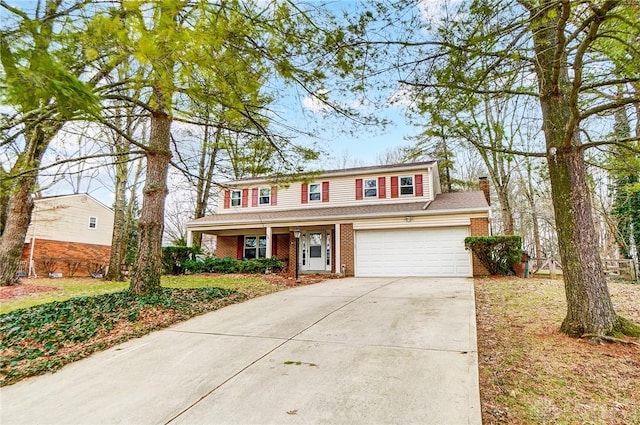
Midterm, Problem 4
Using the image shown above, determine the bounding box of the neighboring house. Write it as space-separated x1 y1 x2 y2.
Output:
21 194 114 277
186 161 491 277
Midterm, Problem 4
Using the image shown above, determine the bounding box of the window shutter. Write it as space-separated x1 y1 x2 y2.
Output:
378 177 386 199
322 181 330 202
415 174 424 197
241 189 249 208
355 178 363 200
223 190 230 208
237 236 244 259
272 234 278 256
271 186 278 205
252 188 259 207
391 176 399 198
301 183 308 204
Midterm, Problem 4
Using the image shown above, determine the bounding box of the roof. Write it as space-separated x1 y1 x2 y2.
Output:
187 191 489 228
226 161 438 186
34 193 114 213
426 191 488 211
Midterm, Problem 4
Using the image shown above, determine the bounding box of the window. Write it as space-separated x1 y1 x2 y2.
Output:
309 183 321 201
259 187 271 205
400 176 414 196
88 216 97 229
364 179 377 198
244 236 266 259
231 190 241 207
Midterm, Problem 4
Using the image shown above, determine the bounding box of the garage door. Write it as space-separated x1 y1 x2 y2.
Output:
355 227 471 277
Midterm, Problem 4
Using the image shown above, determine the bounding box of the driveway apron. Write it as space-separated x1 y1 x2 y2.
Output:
0 277 481 425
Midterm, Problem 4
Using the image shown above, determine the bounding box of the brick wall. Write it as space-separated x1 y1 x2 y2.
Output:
274 234 290 261
216 236 238 259
340 223 355 276
288 231 297 275
470 217 491 276
21 239 111 277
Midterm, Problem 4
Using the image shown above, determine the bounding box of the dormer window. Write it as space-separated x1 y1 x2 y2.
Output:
309 183 321 201
400 176 414 196
259 187 271 205
231 190 241 207
364 179 377 198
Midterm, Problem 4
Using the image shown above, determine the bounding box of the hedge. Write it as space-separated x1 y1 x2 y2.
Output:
182 256 285 274
464 235 522 275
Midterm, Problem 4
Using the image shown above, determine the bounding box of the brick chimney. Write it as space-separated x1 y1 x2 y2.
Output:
478 176 490 205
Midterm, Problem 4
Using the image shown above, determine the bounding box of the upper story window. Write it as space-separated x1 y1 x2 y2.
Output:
309 183 321 201
88 216 97 229
364 179 377 198
231 190 241 207
259 187 271 205
400 176 414 196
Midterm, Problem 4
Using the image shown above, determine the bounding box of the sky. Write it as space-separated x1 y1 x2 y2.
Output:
1 0 461 206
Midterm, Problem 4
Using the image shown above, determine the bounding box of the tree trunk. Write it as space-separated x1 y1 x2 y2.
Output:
529 0 619 336
129 97 172 294
0 128 53 286
105 163 128 281
495 184 514 235
0 177 36 286
548 147 617 335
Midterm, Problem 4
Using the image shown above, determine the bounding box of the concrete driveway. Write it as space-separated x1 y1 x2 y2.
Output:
1 277 481 425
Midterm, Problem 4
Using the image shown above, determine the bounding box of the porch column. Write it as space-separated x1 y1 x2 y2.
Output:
334 223 341 275
186 229 193 247
266 226 272 258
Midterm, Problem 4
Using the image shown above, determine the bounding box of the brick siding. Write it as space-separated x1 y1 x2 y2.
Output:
216 236 238 259
21 239 111 277
339 223 355 276
470 217 491 276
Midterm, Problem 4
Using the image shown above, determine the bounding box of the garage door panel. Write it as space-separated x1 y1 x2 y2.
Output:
355 227 471 277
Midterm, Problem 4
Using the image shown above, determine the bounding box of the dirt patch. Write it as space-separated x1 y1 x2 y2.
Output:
0 283 57 300
476 277 640 424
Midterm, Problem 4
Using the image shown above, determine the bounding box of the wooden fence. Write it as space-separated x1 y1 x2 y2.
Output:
531 257 638 283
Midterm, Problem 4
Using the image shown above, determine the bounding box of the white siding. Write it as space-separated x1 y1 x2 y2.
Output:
25 194 114 246
218 166 437 214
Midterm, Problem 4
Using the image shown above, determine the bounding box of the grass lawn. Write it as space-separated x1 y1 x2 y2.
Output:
0 274 276 314
0 274 289 386
475 277 640 425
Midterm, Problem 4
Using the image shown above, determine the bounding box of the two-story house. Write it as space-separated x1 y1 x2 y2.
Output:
186 161 490 277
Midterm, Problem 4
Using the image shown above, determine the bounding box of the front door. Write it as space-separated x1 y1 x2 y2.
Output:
308 232 325 270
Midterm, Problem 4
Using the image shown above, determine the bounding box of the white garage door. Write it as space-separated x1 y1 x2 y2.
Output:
355 227 471 277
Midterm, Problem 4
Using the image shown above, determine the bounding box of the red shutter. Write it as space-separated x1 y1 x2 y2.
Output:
252 188 258 207
355 178 363 200
415 174 424 197
272 234 277 256
322 181 329 202
242 189 249 208
237 236 244 259
391 176 399 198
271 186 277 205
223 190 230 208
301 183 308 204
378 177 386 199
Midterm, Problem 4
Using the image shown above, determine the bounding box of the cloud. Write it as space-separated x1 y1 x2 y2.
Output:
302 89 330 114
387 85 417 107
417 0 465 27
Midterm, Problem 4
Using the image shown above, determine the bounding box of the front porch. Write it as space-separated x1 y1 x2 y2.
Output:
188 224 344 276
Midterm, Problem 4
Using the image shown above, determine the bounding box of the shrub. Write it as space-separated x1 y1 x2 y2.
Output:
464 235 522 275
162 246 201 275
183 256 284 275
